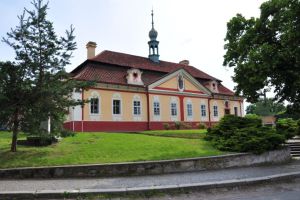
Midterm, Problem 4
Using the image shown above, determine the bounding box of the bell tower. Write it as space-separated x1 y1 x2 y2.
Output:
148 10 159 63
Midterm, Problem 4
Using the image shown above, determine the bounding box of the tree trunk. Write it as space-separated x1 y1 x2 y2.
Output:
10 108 19 152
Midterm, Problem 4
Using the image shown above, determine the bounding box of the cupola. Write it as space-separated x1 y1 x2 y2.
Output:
148 10 159 63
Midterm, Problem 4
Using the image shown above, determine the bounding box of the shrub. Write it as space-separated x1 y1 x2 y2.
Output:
205 115 285 154
276 118 298 139
163 123 170 130
197 123 206 129
60 129 76 138
175 121 181 130
181 122 192 129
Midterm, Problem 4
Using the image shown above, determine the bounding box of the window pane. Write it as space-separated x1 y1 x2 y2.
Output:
154 102 160 115
201 105 206 117
133 100 141 115
171 103 177 116
113 100 120 114
90 98 99 114
213 105 218 117
187 104 192 116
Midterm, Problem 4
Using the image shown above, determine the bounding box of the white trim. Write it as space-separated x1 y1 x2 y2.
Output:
132 94 142 121
170 97 179 121
186 98 193 121
112 93 122 121
212 101 219 121
153 95 161 121
200 103 208 121
148 69 211 96
89 91 101 121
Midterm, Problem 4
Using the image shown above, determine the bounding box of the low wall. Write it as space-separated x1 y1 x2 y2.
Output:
0 148 291 179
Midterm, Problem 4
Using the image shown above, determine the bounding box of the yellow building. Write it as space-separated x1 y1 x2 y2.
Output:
64 12 244 132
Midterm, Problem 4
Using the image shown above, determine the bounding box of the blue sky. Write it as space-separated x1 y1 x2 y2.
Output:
0 0 266 101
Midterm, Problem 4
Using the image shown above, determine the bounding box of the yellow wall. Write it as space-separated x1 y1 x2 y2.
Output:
158 76 178 89
83 89 147 121
184 79 200 91
81 88 241 123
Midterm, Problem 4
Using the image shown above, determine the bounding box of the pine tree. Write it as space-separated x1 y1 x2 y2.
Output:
0 0 89 152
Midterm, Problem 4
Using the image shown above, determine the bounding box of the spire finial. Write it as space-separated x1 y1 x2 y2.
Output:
151 9 154 28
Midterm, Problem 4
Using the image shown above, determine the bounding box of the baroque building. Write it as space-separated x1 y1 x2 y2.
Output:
64 11 244 132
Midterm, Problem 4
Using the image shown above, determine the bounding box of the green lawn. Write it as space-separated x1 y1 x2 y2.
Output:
0 130 223 169
140 129 207 139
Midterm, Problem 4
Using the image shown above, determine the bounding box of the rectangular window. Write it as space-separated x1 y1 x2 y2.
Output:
187 104 193 117
154 102 160 116
90 98 99 114
234 107 238 116
201 104 206 117
171 103 177 116
113 99 121 115
133 101 141 115
213 105 218 117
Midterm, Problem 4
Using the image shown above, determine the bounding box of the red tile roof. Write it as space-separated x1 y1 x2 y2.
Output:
71 50 235 96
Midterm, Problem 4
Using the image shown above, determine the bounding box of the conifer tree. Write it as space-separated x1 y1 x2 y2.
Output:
0 0 89 152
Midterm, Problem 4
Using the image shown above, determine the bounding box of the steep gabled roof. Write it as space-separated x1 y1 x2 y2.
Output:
71 50 235 96
72 50 220 81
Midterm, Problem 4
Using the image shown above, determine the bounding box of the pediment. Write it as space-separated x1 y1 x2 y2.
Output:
148 69 211 96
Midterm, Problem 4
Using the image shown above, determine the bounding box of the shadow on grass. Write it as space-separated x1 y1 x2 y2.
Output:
0 149 49 169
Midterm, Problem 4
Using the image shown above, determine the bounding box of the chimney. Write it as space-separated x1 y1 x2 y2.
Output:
179 60 189 65
86 41 97 59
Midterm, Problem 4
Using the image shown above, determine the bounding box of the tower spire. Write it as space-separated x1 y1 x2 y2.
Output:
151 9 154 29
148 9 159 63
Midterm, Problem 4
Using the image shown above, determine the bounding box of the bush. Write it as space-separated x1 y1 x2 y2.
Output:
60 129 76 138
205 115 285 154
197 123 206 129
276 118 298 139
163 123 170 130
181 122 192 129
175 121 181 130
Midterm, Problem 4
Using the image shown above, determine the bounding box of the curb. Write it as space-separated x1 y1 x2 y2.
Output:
0 148 291 179
1 171 300 199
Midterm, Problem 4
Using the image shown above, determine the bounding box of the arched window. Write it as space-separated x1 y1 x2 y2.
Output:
186 99 193 121
90 91 100 115
112 93 122 116
133 95 141 116
170 97 178 121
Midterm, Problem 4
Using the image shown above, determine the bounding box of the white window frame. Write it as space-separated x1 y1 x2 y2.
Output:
89 91 101 115
186 99 193 121
213 105 219 118
201 104 206 118
170 97 178 121
112 93 122 121
153 96 161 121
132 95 142 121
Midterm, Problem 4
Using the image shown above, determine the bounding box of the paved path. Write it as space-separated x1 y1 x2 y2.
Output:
1 159 300 193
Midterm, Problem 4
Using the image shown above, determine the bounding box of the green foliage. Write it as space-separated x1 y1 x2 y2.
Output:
223 0 300 107
0 0 92 151
205 115 285 154
163 123 170 130
276 118 298 139
60 129 76 138
175 121 181 130
246 98 286 116
197 123 207 129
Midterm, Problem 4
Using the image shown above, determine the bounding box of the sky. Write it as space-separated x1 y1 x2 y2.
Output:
0 0 267 108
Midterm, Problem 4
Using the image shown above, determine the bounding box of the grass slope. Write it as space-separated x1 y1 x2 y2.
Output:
140 129 207 139
0 131 223 169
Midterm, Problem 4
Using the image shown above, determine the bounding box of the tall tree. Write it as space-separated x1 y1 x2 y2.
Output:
246 98 286 116
223 0 300 107
0 0 89 152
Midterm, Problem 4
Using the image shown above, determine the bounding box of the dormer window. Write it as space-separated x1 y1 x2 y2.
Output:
127 69 144 85
210 81 219 93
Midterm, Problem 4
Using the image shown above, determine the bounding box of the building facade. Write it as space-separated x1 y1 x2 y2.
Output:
64 12 244 132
